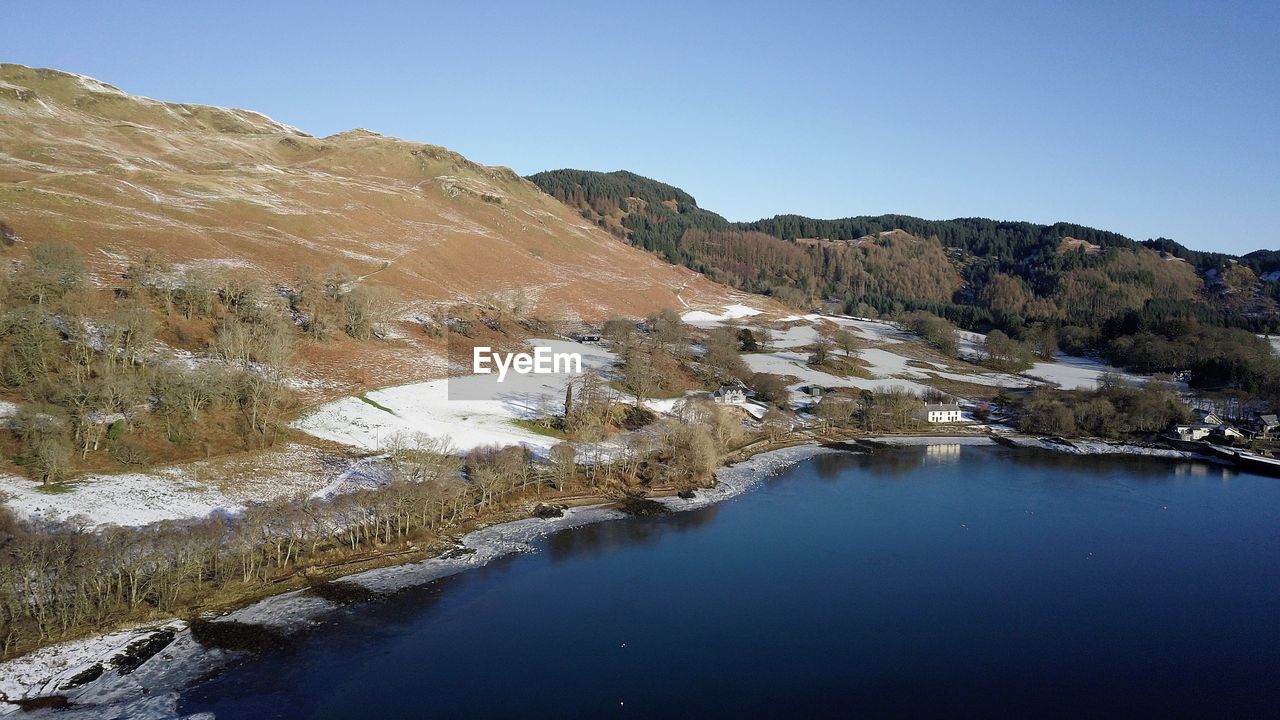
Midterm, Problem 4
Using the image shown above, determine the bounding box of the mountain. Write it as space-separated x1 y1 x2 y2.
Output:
528 168 1280 319
0 65 750 390
529 168 1280 386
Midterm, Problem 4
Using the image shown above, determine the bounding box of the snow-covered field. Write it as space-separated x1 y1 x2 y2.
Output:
1025 354 1141 391
739 314 1029 401
956 327 1147 391
294 339 618 455
0 444 365 528
741 349 935 398
957 329 986 357
681 303 762 324
724 312 1165 400
0 469 234 528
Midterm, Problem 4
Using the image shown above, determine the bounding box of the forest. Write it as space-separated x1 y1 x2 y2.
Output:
528 169 1280 392
0 242 398 484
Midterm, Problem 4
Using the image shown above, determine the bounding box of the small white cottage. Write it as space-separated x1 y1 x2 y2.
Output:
712 384 748 405
917 402 963 424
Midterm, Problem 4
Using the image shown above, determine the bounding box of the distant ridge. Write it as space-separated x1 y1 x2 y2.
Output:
528 168 1280 349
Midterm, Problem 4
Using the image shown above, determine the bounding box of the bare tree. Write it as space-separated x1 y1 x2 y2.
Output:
341 284 397 340
549 442 577 491
762 408 792 442
175 269 216 320
833 328 860 356
12 243 86 306
14 405 73 484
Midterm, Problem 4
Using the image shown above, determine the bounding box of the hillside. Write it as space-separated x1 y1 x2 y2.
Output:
525 169 730 255
0 65 750 391
527 170 963 307
529 169 1280 388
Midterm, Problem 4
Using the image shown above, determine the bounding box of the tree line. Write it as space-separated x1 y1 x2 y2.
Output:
0 242 402 484
528 169 1280 395
0 404 746 659
1002 379 1189 438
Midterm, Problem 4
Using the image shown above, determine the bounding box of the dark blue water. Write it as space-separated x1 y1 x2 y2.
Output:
181 447 1280 719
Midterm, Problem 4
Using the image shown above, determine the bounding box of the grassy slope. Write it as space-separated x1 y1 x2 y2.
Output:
0 65 760 394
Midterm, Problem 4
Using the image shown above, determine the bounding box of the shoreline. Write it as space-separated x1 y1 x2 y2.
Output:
993 434 1213 460
861 431 1222 462
0 444 841 719
861 435 998 446
0 432 1228 717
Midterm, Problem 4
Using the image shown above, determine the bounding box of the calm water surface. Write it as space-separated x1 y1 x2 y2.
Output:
182 447 1280 718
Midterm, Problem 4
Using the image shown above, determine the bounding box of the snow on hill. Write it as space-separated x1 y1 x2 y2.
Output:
0 444 369 528
294 340 618 455
1025 355 1140 391
681 303 762 324
705 311 1151 399
0 311 1170 527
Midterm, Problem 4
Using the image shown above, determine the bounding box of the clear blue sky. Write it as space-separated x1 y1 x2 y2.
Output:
9 1 1279 252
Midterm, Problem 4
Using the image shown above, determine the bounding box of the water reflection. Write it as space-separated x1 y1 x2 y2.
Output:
835 444 1232 485
987 446 1219 481
924 443 962 463
1172 462 1238 481
789 446 962 479
810 451 869 479
544 504 719 562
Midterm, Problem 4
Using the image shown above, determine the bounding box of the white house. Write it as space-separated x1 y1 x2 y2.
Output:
917 402 963 423
1212 425 1245 441
1174 424 1215 441
1174 419 1247 442
1193 409 1224 426
712 385 748 405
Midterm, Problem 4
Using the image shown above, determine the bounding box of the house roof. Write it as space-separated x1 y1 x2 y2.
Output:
1260 414 1279 426
923 403 961 412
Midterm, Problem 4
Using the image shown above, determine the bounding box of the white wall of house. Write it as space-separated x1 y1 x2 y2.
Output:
713 389 746 404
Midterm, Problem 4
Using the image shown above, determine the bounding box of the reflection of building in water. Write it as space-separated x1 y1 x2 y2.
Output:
924 444 962 462
1175 463 1209 478
1174 462 1236 482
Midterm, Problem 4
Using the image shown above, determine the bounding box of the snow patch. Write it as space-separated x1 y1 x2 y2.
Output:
1025 354 1144 391
681 303 761 324
294 339 618 455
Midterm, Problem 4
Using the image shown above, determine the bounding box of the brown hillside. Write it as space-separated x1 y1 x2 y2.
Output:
0 64 746 335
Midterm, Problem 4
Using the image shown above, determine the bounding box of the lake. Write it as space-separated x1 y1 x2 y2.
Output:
180 446 1280 718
